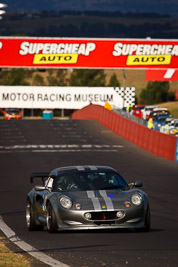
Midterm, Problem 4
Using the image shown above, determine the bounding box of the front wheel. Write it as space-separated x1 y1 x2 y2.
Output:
136 206 151 232
46 203 58 233
26 199 44 231
144 205 151 231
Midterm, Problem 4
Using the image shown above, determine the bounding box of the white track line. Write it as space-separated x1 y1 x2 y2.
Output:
0 149 118 153
0 144 123 149
0 144 123 153
0 216 69 267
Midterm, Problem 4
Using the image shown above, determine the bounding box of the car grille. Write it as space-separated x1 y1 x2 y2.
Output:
90 211 117 221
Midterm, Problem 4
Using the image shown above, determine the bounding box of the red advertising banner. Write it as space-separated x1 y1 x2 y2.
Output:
0 37 178 69
146 69 178 81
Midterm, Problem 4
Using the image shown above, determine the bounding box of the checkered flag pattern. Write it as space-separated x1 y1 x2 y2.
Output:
114 87 135 108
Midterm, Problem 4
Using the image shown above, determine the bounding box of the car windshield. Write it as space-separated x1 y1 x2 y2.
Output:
152 111 169 117
164 120 172 125
52 171 128 192
7 109 19 115
135 106 144 110
156 116 170 122
146 107 154 111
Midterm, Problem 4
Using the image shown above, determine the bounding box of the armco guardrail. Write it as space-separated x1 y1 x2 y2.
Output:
71 104 178 162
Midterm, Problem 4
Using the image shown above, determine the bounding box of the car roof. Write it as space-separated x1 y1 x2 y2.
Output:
151 110 169 114
50 165 117 176
153 107 168 111
134 105 145 108
165 117 174 121
145 105 158 108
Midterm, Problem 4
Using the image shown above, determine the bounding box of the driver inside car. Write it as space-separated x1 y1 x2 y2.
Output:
64 175 78 191
54 175 79 191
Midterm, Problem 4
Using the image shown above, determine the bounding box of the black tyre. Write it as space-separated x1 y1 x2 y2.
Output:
144 205 151 231
135 205 150 232
47 203 58 233
26 199 44 231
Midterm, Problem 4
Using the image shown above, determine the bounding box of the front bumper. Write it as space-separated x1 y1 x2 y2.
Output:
54 206 146 231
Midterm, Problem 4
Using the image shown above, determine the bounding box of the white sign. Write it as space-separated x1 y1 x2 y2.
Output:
0 86 135 109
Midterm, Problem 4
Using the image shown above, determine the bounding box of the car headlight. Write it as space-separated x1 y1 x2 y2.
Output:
131 194 142 206
60 197 72 209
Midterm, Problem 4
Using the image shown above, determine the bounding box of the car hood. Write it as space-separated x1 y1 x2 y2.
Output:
57 189 143 210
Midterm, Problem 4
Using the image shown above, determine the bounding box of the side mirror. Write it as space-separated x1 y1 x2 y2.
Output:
134 181 143 187
34 185 46 191
129 181 143 188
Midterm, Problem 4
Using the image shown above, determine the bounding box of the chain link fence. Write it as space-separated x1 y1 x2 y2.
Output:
113 108 147 127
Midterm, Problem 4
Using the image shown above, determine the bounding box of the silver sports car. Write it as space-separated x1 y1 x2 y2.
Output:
26 165 150 233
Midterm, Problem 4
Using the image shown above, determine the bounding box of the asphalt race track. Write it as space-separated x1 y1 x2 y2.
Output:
0 119 178 267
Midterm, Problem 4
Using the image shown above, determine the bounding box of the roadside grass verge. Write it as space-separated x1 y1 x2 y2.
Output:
0 237 31 267
158 101 178 118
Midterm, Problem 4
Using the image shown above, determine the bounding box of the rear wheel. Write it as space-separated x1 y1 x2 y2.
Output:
46 203 58 233
26 199 44 231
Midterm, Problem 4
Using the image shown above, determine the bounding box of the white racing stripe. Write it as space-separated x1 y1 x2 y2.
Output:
0 216 69 267
99 190 114 211
87 191 101 210
87 190 114 211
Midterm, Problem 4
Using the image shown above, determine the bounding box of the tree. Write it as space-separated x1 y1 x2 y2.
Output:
108 73 120 87
32 73 45 86
0 69 29 85
69 69 106 86
47 69 68 86
139 81 175 104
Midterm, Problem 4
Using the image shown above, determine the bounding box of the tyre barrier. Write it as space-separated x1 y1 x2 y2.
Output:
71 104 178 162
